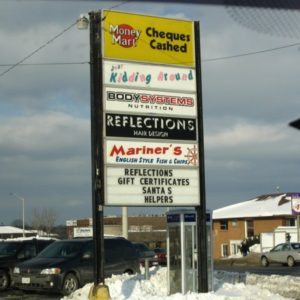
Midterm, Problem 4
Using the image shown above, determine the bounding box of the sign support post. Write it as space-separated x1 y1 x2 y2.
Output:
89 11 106 292
194 21 208 293
297 215 300 242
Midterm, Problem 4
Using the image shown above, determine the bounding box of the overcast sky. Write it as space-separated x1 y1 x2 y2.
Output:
1 0 300 226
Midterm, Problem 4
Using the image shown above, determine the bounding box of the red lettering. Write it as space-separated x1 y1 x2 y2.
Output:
173 146 182 155
110 145 172 156
109 145 125 156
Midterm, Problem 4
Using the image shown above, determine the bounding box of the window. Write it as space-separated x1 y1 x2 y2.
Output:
291 243 300 250
282 244 290 251
272 244 284 252
129 225 140 232
141 225 152 232
230 240 242 255
18 244 36 259
221 244 229 257
231 219 238 227
0 242 21 255
285 218 296 226
39 241 82 258
246 220 254 238
82 241 93 259
220 220 228 230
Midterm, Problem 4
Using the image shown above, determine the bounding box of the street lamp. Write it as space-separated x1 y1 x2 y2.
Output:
77 14 89 30
10 192 25 237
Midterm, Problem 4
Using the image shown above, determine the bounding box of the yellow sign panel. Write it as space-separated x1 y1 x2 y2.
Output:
102 10 195 67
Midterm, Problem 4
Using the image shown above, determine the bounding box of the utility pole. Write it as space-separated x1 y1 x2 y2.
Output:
10 193 25 237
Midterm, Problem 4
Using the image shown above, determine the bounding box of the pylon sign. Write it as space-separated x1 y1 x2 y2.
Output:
102 10 195 67
101 10 201 207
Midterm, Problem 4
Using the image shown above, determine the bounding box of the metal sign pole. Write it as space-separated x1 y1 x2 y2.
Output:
297 215 300 242
89 11 105 286
194 21 208 293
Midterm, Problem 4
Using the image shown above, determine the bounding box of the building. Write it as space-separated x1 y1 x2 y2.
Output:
66 215 167 249
65 193 297 259
212 193 297 259
0 226 36 239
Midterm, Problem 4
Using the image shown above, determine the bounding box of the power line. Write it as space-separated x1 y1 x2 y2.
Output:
0 62 89 67
202 41 300 62
0 40 299 68
107 0 132 10
0 21 78 78
0 0 132 79
0 0 299 75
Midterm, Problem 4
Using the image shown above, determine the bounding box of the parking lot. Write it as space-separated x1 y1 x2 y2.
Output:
1 289 61 300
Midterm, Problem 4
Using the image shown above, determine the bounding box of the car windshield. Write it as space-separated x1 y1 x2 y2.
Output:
0 242 21 256
38 241 83 258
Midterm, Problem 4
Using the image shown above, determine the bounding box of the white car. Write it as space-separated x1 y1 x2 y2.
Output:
261 243 300 267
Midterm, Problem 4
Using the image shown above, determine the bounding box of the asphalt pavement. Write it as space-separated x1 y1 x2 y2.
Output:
1 289 61 300
215 263 300 277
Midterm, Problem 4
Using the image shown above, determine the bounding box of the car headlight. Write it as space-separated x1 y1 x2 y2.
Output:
13 267 20 274
40 268 61 275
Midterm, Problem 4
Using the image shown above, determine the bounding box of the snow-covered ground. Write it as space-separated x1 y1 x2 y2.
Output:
63 266 300 300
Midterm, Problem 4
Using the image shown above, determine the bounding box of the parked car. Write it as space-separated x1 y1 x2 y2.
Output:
261 242 300 267
0 237 54 291
153 248 167 265
133 242 157 266
11 237 140 295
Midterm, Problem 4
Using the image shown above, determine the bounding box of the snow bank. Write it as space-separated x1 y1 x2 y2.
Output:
63 267 295 300
246 273 300 299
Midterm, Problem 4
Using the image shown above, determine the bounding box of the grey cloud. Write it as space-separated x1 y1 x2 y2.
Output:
1 2 300 224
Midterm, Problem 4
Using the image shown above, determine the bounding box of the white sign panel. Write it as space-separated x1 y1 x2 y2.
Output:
66 220 77 227
74 227 93 238
105 140 198 167
103 60 196 91
104 87 197 116
105 167 200 206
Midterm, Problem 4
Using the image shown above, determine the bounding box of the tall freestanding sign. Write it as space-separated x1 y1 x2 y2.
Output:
89 10 208 293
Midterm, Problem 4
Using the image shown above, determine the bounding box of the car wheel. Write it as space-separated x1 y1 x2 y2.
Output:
261 256 269 267
287 256 295 267
62 273 79 296
0 270 10 290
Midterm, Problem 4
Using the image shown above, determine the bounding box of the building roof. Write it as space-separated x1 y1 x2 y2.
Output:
212 193 296 219
0 226 31 234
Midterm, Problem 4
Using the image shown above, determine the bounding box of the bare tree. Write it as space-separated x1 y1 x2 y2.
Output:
31 207 58 236
31 208 44 233
42 207 58 236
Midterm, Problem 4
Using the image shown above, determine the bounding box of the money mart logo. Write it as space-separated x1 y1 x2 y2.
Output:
109 24 141 48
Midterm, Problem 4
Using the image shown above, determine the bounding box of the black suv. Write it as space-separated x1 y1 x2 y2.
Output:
12 237 140 295
0 238 54 291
